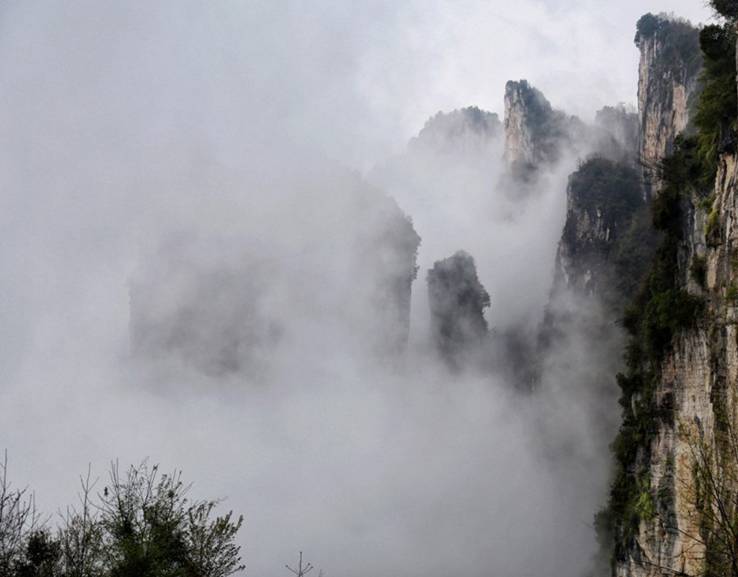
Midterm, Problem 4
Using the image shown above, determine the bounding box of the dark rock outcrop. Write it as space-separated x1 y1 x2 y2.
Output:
554 157 653 308
427 251 489 366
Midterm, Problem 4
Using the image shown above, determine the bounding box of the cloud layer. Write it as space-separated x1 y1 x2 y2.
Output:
0 2 714 577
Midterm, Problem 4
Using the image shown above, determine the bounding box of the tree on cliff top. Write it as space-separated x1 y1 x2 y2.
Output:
634 13 702 79
711 0 738 20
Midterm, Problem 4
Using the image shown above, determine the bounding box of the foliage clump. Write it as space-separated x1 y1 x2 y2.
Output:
0 459 245 577
695 24 738 170
562 157 656 306
690 255 707 288
634 14 702 80
567 158 643 227
710 0 738 20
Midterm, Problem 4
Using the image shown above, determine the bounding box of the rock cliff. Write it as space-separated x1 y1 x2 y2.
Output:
610 127 735 577
427 251 490 367
635 13 702 199
551 158 653 312
606 15 738 577
503 80 579 177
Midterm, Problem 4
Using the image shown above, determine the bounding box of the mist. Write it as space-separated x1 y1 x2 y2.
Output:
0 2 714 577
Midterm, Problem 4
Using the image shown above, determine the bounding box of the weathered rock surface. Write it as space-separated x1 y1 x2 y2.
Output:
427 251 490 366
635 13 702 198
554 158 650 307
611 16 738 577
614 151 738 577
503 80 579 176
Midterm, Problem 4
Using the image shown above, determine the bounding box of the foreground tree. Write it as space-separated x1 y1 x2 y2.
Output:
711 0 738 21
99 462 245 577
0 452 41 575
0 458 245 577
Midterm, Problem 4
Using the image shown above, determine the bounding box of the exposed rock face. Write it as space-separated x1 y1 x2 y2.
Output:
543 133 651 357
520 95 646 394
502 79 634 185
609 18 738 577
427 251 489 366
635 13 702 198
553 158 650 307
409 106 501 154
537 158 654 461
612 152 738 577
503 80 576 175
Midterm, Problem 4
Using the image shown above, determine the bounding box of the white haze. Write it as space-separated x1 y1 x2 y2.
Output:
0 2 713 577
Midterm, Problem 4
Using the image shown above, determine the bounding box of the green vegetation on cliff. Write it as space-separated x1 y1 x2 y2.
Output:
710 0 738 20
599 134 708 564
635 13 702 80
566 158 643 229
562 157 655 308
599 11 738 569
695 23 737 170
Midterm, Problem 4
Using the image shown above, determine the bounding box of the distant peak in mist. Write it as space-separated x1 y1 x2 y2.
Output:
408 106 502 154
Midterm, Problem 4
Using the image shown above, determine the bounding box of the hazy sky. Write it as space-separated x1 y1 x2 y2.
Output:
0 0 714 173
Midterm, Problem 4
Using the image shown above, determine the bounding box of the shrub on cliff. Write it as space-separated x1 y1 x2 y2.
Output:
695 24 737 169
635 13 702 79
567 157 643 228
601 135 707 564
635 13 660 39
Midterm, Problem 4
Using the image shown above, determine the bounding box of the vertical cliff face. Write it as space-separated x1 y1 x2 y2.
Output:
503 80 538 169
538 153 655 489
553 158 648 306
635 13 702 198
503 80 578 177
611 139 738 577
608 17 738 577
544 102 651 340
